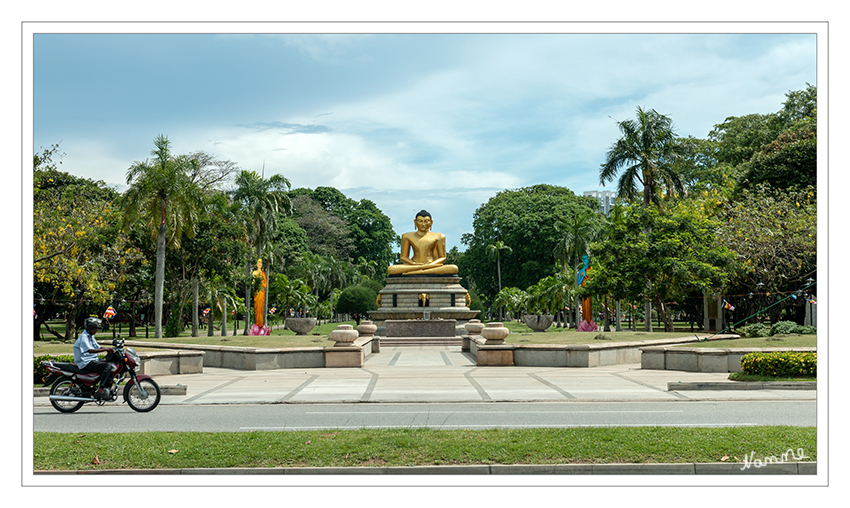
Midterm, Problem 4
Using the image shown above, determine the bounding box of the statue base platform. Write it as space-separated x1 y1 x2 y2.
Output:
370 275 479 336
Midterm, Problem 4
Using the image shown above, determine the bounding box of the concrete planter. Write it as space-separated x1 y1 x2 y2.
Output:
481 322 509 344
522 314 554 332
330 324 359 346
285 317 317 335
464 319 484 336
356 320 378 337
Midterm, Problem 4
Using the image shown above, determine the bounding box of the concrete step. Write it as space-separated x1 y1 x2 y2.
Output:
380 337 462 346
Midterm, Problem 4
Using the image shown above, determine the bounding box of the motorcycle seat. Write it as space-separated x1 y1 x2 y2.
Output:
51 362 85 374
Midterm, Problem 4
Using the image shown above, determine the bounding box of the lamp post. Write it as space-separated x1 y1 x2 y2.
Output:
756 283 765 324
804 277 815 327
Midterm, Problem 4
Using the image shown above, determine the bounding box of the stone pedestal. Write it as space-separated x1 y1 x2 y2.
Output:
370 275 479 336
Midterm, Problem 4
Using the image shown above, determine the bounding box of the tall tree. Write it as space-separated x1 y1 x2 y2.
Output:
554 211 600 327
599 107 687 330
462 184 598 299
599 106 687 208
486 241 512 320
230 169 292 333
122 135 205 338
486 241 512 296
586 203 732 331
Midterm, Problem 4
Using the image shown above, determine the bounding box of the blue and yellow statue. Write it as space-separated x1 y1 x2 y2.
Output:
576 255 597 332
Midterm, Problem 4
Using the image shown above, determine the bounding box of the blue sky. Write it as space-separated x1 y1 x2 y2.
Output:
32 29 818 251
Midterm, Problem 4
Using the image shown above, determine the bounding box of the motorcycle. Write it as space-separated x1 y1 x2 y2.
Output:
41 337 161 413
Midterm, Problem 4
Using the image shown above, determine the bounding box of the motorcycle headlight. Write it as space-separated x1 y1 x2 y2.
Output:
126 348 141 368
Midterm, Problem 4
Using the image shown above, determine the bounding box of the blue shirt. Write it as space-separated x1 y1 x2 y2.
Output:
74 330 100 368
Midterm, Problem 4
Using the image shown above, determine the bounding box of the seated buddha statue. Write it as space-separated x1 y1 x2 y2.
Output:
387 210 459 276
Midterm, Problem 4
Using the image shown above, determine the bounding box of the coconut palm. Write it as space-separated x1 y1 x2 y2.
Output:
494 287 526 322
202 274 237 336
486 241 512 319
528 272 574 327
269 273 307 320
122 135 205 338
599 107 687 331
554 212 599 327
599 106 687 209
230 169 291 333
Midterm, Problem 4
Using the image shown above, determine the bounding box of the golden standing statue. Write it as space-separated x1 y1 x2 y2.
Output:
252 258 268 327
387 210 459 276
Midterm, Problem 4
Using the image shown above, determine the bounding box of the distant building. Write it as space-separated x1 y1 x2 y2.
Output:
583 190 617 214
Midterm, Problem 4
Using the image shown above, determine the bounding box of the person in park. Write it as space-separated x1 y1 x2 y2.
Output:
73 317 114 399
387 210 458 276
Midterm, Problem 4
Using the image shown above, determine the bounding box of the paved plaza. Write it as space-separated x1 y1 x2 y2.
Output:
108 346 815 405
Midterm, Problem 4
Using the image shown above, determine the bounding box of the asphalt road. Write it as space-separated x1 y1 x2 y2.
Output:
33 399 816 433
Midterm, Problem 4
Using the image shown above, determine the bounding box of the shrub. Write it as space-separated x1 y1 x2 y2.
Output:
34 354 74 384
336 285 378 324
769 320 803 336
593 334 611 341
740 351 816 377
738 322 769 338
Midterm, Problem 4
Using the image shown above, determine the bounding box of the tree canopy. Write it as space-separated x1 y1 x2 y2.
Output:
461 184 599 299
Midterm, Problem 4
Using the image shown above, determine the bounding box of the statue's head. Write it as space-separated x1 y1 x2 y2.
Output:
414 210 432 232
257 258 263 269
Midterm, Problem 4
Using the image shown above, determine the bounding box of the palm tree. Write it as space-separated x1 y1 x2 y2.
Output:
599 107 686 331
269 273 307 320
230 169 291 333
599 106 686 209
202 274 237 337
122 135 205 338
554 212 598 328
486 241 512 320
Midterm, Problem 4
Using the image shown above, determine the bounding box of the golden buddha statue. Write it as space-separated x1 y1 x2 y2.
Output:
387 210 459 276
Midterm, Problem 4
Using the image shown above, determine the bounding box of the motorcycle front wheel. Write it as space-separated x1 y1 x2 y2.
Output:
49 378 85 413
124 378 161 412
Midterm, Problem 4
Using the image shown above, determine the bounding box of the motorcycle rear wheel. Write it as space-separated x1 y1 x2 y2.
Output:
49 378 85 413
124 378 161 412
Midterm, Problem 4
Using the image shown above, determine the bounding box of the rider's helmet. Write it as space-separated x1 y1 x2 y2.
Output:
84 317 102 334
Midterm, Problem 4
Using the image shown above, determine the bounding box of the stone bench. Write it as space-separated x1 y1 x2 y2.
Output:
466 335 740 367
137 350 205 375
640 346 817 373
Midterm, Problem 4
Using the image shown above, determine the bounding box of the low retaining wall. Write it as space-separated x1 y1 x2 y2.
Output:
137 351 205 375
126 337 380 371
385 319 456 337
467 335 739 367
640 346 817 373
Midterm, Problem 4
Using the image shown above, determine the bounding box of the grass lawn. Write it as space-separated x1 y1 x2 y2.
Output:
728 372 816 382
33 319 817 355
503 320 712 345
33 426 815 471
674 334 817 349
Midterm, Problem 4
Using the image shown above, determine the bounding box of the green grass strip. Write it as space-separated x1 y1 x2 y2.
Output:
34 426 815 471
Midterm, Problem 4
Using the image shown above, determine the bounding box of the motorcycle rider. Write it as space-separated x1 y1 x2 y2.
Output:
73 317 114 399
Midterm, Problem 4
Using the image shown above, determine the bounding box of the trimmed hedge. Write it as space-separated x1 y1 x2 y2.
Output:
33 354 74 385
740 351 816 378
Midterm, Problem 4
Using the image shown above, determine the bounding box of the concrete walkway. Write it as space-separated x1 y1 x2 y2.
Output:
111 346 815 405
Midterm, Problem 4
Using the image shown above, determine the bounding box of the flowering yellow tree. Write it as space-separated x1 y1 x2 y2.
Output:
34 146 143 340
